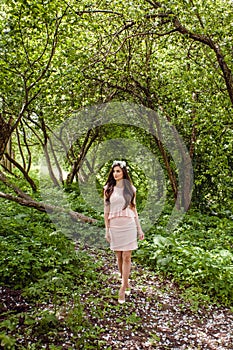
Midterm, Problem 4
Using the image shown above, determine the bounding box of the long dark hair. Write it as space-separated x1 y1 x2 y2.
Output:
104 162 135 210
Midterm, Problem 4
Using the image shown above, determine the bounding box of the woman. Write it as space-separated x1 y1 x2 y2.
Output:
103 160 144 303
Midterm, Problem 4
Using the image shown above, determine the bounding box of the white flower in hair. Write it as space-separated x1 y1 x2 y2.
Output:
112 160 126 168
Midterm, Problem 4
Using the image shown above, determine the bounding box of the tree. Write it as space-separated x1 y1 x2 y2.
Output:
0 0 232 216
70 0 232 211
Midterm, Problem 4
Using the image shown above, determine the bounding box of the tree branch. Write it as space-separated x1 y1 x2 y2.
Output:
16 125 26 170
4 153 37 192
0 171 33 200
0 191 97 223
172 17 233 105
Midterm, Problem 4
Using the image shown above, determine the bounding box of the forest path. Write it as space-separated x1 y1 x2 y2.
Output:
81 245 233 350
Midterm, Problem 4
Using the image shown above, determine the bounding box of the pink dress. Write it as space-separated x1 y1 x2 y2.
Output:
104 185 138 251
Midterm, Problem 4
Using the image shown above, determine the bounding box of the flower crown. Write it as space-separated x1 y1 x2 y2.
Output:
112 160 126 168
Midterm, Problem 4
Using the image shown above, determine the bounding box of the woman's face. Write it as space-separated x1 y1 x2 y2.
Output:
113 166 124 181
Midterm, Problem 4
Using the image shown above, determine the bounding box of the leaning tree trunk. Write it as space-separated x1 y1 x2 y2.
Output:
0 190 97 223
0 115 13 162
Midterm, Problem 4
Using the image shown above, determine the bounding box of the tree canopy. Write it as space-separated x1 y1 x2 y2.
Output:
0 0 232 216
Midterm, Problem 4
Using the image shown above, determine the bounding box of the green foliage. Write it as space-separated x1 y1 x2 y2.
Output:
136 209 233 305
0 198 106 348
0 306 103 349
0 333 16 350
0 197 99 296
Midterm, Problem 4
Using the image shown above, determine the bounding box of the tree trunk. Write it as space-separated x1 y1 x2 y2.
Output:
66 129 99 185
4 153 37 192
1 139 12 172
0 115 12 162
0 190 97 224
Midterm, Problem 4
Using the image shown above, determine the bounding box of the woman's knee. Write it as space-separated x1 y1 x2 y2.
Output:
122 251 131 263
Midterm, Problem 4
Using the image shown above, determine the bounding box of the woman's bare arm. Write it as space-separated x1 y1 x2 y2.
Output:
132 192 144 240
104 191 111 242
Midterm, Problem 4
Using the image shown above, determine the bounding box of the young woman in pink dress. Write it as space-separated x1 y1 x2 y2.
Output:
103 160 144 303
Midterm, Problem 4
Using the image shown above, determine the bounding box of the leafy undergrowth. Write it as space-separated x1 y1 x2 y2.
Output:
1 245 233 349
135 208 233 306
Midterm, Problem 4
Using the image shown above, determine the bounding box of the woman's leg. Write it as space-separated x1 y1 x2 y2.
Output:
121 250 132 289
118 251 132 302
115 251 123 277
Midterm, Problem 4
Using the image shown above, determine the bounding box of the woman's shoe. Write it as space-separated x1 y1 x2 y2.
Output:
118 286 125 303
118 298 125 304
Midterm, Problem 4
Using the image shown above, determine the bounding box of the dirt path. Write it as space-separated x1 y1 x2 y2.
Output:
82 246 233 350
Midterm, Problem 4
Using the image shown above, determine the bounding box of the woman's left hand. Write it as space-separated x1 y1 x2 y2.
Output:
138 231 144 240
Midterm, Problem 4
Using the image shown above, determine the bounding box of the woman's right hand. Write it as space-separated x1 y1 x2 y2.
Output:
105 229 111 242
105 234 111 243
